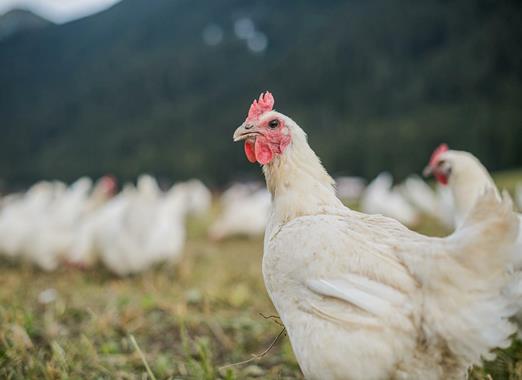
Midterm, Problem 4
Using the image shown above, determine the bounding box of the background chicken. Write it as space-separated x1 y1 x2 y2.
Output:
422 144 522 243
398 175 454 229
423 144 522 321
0 177 115 270
92 176 211 275
233 92 520 379
360 172 420 227
209 183 270 241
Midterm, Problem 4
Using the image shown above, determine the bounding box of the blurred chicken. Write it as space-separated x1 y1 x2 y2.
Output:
334 176 366 203
423 144 499 228
28 176 116 270
424 144 522 322
399 175 454 229
64 176 117 267
233 92 519 379
360 172 420 227
174 179 212 216
93 176 209 275
209 186 270 240
0 180 58 259
0 176 115 269
220 182 263 207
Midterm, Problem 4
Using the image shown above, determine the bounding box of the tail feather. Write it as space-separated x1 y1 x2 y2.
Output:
420 189 519 368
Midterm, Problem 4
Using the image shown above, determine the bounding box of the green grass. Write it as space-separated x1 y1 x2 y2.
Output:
0 171 521 379
0 232 301 380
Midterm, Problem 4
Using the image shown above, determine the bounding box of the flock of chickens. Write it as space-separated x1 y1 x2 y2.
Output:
1 90 522 379
0 175 211 275
0 161 520 278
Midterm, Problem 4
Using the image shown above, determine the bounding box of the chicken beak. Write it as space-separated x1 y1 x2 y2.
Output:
233 125 245 142
233 123 259 142
422 165 434 178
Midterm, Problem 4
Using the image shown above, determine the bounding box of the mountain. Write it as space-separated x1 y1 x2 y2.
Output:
0 0 521 187
0 9 52 41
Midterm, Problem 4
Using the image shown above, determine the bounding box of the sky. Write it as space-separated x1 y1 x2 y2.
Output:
0 0 121 23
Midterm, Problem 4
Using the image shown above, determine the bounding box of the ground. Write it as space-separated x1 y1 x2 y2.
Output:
1 172 522 380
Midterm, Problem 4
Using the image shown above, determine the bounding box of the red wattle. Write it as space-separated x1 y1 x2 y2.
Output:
254 138 273 165
244 140 257 163
435 173 448 185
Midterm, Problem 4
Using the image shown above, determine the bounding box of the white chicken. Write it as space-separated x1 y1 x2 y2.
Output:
422 144 500 228
64 175 117 267
334 176 366 203
209 185 270 240
0 180 57 259
25 177 94 270
27 177 116 270
423 145 522 318
174 179 212 217
0 176 116 270
93 177 207 275
361 172 420 227
399 175 454 229
233 92 519 379
219 182 263 208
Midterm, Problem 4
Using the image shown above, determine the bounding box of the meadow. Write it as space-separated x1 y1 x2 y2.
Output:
1 172 522 380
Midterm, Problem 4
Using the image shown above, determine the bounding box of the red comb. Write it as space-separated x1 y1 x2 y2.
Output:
246 91 274 122
429 143 449 166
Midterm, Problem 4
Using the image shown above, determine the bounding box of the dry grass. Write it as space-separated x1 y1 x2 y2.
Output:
0 171 521 379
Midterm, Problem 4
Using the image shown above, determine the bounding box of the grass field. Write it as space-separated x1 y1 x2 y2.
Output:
1 172 522 379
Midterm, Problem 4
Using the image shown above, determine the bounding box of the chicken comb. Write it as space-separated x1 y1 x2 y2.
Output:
429 143 449 166
246 91 274 122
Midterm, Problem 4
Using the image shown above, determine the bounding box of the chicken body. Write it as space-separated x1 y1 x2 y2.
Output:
92 177 209 275
399 175 454 229
209 185 270 240
0 178 110 270
234 95 519 379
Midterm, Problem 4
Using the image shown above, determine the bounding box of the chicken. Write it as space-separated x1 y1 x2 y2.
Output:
209 185 270 240
334 176 366 203
398 175 454 229
361 172 420 227
0 176 116 270
92 177 207 276
174 179 212 217
27 177 117 270
26 177 95 270
423 145 522 323
0 181 58 259
65 175 118 267
233 92 519 379
422 144 499 228
422 144 522 251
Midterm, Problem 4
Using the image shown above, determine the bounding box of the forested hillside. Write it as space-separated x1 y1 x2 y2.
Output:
0 0 520 187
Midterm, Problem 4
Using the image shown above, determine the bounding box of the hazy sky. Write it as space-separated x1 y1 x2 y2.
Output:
0 0 121 23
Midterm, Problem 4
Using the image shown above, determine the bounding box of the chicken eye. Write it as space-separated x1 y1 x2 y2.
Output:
268 119 279 129
437 160 446 167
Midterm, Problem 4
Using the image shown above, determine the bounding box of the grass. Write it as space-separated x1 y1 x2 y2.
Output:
0 229 301 379
0 171 521 379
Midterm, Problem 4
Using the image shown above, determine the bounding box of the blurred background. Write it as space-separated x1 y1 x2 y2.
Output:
0 0 520 189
